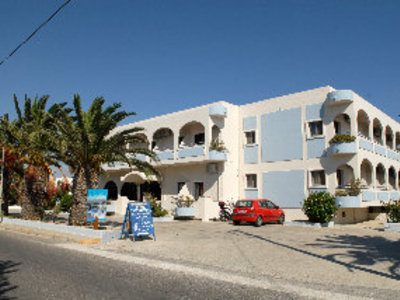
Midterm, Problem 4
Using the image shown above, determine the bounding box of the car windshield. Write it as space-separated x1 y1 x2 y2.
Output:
235 200 253 208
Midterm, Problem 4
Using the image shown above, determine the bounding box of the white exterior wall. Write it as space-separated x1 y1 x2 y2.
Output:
102 86 400 223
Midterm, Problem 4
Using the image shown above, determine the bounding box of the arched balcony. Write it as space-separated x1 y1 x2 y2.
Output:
360 159 373 188
376 163 386 189
388 166 396 190
209 125 227 161
357 110 370 139
152 128 174 160
385 126 394 149
128 133 149 162
373 118 383 145
178 121 206 158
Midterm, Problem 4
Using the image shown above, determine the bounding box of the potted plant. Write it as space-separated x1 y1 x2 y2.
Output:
302 191 337 226
329 134 356 145
173 195 195 218
210 138 227 152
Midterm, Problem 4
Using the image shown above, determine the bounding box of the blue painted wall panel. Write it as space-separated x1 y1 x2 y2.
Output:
244 145 258 164
262 170 305 208
306 103 324 120
243 116 257 131
261 108 303 162
245 189 259 199
307 138 326 159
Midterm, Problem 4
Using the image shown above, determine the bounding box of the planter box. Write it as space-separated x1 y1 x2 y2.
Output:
2 218 120 244
384 223 400 232
335 195 361 208
175 207 195 218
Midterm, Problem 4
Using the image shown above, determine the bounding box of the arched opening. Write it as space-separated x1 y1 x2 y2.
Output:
121 182 138 200
152 128 174 151
376 163 386 188
373 118 383 145
128 133 149 151
104 181 118 200
360 159 373 187
336 164 354 188
212 125 221 141
179 121 205 148
334 113 351 135
396 132 400 151
385 126 394 149
388 167 396 190
357 110 370 138
140 181 161 201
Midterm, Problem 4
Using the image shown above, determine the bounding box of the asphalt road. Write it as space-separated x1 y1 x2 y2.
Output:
0 230 298 300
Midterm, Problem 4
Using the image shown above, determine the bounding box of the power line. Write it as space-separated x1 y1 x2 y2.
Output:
0 0 72 68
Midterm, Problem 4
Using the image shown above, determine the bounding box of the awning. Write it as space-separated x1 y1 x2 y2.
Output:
120 171 158 183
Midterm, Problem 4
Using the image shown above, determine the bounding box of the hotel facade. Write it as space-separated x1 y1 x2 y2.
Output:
100 86 400 223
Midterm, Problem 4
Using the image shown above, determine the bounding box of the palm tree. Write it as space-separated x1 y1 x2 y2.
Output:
0 115 24 215
52 95 159 225
10 95 59 220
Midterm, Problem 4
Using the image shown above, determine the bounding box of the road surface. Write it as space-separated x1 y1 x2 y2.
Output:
0 230 297 299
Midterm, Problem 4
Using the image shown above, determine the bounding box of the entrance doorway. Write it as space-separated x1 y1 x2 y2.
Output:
140 181 161 201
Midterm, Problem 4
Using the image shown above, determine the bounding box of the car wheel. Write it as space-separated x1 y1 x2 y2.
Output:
278 214 285 224
254 216 263 227
233 220 240 226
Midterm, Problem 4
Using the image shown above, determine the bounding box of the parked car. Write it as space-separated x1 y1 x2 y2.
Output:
232 199 285 227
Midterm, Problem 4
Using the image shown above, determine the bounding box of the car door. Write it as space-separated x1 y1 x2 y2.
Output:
262 200 274 221
266 201 279 220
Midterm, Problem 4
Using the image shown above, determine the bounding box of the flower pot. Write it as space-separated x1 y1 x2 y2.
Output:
175 207 195 218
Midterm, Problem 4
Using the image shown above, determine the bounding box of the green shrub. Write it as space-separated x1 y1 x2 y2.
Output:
210 138 227 152
51 189 73 212
150 200 168 217
382 200 400 223
329 134 356 145
302 191 337 223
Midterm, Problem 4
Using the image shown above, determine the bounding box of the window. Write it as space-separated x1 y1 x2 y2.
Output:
308 121 323 137
194 133 205 145
266 201 276 209
246 174 257 188
194 182 204 200
177 182 185 194
311 170 326 187
245 131 256 144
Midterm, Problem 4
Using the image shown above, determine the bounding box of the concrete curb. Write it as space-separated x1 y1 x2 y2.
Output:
384 223 400 232
2 218 120 244
153 216 174 222
284 221 334 228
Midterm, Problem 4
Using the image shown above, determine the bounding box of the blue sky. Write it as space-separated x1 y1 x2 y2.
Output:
0 0 399 124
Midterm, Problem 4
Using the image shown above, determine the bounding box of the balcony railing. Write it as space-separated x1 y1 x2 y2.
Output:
358 137 400 162
208 150 227 161
327 90 354 105
335 195 361 208
178 146 205 159
209 104 227 117
329 141 358 155
156 150 174 161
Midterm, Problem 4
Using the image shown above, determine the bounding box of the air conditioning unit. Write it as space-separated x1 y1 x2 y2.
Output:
207 163 218 174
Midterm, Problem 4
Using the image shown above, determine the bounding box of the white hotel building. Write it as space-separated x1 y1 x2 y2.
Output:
100 86 400 223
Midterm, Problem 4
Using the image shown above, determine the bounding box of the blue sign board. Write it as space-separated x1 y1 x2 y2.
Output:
121 202 156 241
87 189 108 222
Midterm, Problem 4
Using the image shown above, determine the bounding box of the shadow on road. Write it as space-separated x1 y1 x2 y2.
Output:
0 260 20 299
228 229 400 281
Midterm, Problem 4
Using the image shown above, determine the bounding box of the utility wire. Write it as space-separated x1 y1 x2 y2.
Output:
0 0 72 68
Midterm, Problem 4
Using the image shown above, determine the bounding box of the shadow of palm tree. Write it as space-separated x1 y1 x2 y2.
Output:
0 260 20 299
228 230 400 281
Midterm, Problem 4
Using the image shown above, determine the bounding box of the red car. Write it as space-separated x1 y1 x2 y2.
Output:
232 199 285 227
